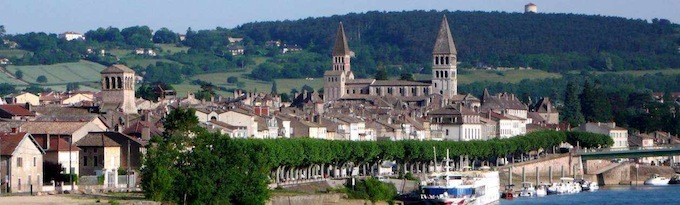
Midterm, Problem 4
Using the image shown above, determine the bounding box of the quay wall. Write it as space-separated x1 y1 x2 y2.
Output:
268 194 391 205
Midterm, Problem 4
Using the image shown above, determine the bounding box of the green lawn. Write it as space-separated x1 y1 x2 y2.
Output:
109 49 133 58
590 69 680 76
0 69 29 85
5 60 106 85
123 58 176 68
156 43 189 56
175 69 324 98
0 49 30 58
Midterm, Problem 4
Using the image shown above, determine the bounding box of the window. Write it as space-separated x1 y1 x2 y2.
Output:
445 71 448 78
446 56 450 65
17 157 22 167
435 56 439 65
83 156 88 166
33 157 36 167
446 129 449 136
94 157 98 166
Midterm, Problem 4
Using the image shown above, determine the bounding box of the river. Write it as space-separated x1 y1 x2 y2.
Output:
501 185 680 205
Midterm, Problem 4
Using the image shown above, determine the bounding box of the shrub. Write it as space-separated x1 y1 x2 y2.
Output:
346 177 397 202
36 75 48 83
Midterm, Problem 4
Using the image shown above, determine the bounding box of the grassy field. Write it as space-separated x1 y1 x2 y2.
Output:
5 60 106 85
0 49 30 58
590 69 680 76
414 69 562 85
124 58 176 68
156 43 190 55
173 68 324 98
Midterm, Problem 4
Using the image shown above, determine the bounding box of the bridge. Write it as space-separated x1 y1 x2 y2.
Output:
576 145 680 160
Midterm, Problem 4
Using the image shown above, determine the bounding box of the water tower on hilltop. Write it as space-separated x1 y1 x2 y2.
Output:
525 3 538 13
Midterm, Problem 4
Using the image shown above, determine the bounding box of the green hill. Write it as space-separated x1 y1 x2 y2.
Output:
5 60 106 85
232 10 680 78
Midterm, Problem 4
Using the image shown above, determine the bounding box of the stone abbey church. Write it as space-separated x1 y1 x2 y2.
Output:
324 16 459 105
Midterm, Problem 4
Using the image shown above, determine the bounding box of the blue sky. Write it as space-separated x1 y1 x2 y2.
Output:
2 0 679 34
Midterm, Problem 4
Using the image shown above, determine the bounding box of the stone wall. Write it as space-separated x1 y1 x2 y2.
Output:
267 194 390 205
596 162 630 185
504 154 582 178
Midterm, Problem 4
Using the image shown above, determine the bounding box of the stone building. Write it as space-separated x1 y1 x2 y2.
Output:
100 65 137 114
323 16 459 105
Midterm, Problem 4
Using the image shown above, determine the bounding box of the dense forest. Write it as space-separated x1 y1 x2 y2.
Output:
235 10 680 78
1 10 679 83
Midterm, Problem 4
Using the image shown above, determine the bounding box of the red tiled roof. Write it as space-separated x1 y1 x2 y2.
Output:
0 132 43 155
0 104 35 116
49 137 80 152
0 132 26 155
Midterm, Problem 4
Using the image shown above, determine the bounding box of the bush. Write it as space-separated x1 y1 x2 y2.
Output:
346 177 397 202
36 75 48 83
227 76 238 84
14 70 23 79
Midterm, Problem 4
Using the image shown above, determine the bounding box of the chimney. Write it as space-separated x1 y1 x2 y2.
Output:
142 125 151 141
10 127 18 133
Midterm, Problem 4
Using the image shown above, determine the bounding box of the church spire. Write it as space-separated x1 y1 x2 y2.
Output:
432 15 457 55
332 22 351 56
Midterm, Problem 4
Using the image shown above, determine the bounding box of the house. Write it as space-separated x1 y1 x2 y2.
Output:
76 132 145 188
58 32 85 41
488 111 526 138
289 117 327 139
61 93 94 105
0 131 45 193
134 48 156 56
481 89 528 120
34 135 80 175
532 97 559 124
0 104 35 120
226 45 245 56
282 44 302 53
227 37 244 44
574 122 628 148
428 105 483 141
0 58 10 65
5 92 40 106
265 40 281 48
204 120 248 138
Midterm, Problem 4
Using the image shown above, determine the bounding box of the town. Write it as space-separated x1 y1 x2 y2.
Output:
1 1 680 205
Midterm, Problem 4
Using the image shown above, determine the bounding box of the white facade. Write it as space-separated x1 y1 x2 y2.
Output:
59 32 85 41
575 122 628 148
57 151 79 175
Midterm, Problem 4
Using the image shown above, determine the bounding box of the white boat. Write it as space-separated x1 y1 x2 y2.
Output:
644 174 670 185
518 182 536 197
535 184 548 197
547 177 581 194
420 149 500 205
578 179 599 191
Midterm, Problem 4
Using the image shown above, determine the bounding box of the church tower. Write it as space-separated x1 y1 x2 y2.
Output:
324 22 354 103
431 16 458 100
101 64 137 114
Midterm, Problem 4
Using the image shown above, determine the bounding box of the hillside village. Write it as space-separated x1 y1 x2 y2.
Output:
0 15 678 195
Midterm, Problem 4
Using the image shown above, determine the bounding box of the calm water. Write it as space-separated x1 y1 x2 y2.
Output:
501 185 680 205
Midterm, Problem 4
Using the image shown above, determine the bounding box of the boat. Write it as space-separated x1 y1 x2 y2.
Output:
577 179 599 191
518 182 536 197
501 184 514 199
535 184 547 197
669 175 680 184
547 178 581 194
419 148 500 205
644 174 670 185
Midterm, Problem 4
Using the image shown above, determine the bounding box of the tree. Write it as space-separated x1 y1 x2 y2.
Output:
0 83 16 96
163 107 200 135
14 70 23 80
375 69 388 80
227 76 238 84
562 81 584 127
66 82 80 92
301 84 314 93
24 84 47 94
153 27 179 44
280 93 290 102
271 81 278 94
36 75 48 83
399 72 414 81
0 25 5 37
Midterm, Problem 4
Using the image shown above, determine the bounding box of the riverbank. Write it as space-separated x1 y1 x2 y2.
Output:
0 194 157 205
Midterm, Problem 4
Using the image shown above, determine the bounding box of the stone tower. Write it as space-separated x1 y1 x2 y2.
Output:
431 16 458 100
324 22 354 103
101 64 137 114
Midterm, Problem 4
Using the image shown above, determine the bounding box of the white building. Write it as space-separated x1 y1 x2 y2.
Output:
525 3 538 13
58 32 85 41
428 105 483 141
574 122 628 148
